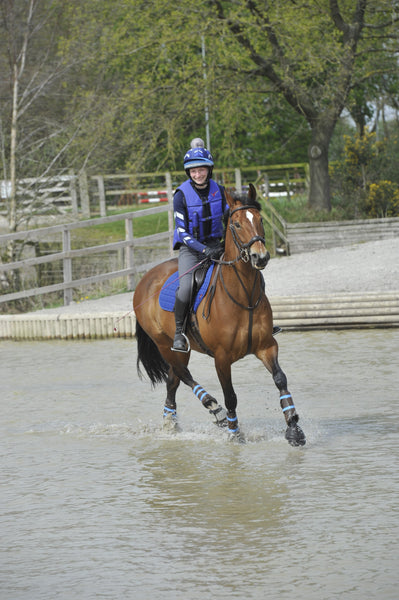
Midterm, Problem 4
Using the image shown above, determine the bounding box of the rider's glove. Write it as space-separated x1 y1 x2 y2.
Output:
203 246 222 260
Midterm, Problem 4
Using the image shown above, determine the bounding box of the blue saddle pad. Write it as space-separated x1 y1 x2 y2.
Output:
159 264 215 313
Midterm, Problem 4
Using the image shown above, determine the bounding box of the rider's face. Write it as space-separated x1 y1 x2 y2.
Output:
189 166 209 187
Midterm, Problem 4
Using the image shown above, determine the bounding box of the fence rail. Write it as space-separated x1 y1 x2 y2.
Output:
0 204 173 306
1 163 307 224
260 197 290 256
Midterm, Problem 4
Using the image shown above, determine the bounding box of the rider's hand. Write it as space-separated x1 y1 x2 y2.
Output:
203 246 221 260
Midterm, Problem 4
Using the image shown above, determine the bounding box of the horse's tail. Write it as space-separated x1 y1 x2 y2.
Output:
135 319 169 386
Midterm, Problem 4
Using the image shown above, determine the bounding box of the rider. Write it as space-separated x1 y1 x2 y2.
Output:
172 138 227 352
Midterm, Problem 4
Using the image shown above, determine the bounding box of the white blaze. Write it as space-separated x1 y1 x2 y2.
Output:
246 210 254 225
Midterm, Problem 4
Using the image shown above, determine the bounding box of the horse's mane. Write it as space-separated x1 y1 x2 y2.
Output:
231 190 262 212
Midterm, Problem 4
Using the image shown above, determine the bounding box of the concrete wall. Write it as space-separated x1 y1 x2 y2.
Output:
287 217 399 254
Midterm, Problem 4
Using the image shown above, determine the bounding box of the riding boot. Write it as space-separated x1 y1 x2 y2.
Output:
172 297 189 352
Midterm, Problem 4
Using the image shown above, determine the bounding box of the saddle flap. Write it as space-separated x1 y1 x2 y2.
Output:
193 264 209 291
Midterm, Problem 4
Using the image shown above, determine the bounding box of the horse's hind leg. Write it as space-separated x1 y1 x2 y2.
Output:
163 366 181 430
257 343 306 446
169 358 227 427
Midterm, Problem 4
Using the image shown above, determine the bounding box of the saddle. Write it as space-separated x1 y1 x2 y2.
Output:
159 263 215 315
158 262 282 341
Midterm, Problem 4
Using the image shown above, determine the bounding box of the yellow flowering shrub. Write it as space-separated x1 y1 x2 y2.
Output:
365 181 399 217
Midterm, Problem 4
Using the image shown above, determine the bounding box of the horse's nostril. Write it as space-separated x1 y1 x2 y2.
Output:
251 252 269 269
251 254 267 269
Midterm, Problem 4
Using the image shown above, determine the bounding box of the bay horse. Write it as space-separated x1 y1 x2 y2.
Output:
133 184 305 446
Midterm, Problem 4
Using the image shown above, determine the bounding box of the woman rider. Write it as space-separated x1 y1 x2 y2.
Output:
172 138 227 352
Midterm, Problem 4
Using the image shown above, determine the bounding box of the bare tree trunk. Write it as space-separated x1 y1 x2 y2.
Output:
307 125 333 212
4 0 34 235
9 64 19 234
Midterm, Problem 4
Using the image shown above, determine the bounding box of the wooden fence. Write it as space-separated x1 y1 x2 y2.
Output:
0 173 82 219
91 163 307 216
0 204 173 307
1 163 307 225
2 203 398 310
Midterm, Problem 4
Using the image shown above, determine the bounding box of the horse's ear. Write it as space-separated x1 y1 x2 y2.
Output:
225 188 237 209
248 183 257 201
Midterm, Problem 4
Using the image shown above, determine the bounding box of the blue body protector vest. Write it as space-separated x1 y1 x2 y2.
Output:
173 180 224 248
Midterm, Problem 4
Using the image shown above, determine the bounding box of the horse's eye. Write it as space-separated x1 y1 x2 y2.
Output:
234 221 241 229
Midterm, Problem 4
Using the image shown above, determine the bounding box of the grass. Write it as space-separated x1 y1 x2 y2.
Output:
266 193 364 223
71 207 169 246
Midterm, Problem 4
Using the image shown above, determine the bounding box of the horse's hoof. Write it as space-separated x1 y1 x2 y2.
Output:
209 405 228 427
163 416 181 433
285 423 306 447
163 407 180 432
228 428 246 444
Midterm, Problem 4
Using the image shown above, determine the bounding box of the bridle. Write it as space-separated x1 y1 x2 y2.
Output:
220 205 266 265
204 203 266 313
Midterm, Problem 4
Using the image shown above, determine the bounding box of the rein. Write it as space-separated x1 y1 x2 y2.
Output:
203 204 266 354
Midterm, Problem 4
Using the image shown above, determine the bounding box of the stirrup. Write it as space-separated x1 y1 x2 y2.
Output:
273 325 282 336
171 332 190 353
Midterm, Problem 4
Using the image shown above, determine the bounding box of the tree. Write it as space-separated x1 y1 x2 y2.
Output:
208 0 399 211
0 0 76 235
0 0 87 304
346 20 399 138
57 0 312 174
57 0 198 173
59 1 398 211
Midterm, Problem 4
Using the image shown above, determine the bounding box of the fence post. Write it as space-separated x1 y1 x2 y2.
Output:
69 170 78 217
263 174 270 198
62 227 73 305
271 213 276 256
165 172 174 256
93 175 107 217
78 170 90 218
235 168 242 193
285 172 291 200
125 216 135 290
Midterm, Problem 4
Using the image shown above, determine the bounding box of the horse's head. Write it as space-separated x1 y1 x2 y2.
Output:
226 183 270 270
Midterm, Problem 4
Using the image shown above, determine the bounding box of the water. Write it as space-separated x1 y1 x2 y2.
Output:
1 330 398 600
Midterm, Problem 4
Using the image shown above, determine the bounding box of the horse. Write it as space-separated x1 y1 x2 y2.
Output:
133 183 305 446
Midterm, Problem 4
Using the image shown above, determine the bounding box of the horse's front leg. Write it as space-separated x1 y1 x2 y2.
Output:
214 356 241 437
257 342 306 447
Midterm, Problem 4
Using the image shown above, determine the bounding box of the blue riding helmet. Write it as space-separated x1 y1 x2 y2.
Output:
183 147 214 171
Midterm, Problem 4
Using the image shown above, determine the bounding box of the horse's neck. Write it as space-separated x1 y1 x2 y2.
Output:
220 256 261 300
